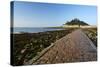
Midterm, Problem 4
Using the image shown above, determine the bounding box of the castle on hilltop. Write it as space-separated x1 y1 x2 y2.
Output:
62 18 96 28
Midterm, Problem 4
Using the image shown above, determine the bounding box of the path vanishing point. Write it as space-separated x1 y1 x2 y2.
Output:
24 29 97 65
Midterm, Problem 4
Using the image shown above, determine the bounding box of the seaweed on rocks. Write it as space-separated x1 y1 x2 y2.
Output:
12 29 75 65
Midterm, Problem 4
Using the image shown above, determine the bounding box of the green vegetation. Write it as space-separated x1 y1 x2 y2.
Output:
12 28 76 66
64 18 89 26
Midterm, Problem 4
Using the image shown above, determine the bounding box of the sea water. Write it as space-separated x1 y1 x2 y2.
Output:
13 27 64 33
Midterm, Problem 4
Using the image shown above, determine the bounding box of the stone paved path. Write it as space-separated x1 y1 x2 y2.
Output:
30 29 97 64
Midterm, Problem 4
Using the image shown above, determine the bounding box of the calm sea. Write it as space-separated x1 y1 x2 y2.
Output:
13 27 64 33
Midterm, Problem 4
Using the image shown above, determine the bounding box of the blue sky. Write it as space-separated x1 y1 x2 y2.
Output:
12 1 97 27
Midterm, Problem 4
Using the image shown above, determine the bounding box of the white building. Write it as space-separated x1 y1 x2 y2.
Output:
62 25 97 28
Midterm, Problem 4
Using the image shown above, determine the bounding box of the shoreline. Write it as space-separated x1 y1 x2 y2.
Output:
12 28 67 34
12 27 65 34
11 28 97 65
12 28 76 65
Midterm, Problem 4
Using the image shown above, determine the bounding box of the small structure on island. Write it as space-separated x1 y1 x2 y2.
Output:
62 18 90 28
